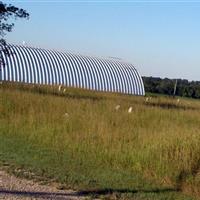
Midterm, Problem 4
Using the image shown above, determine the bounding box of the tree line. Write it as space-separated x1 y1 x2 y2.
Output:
142 76 200 98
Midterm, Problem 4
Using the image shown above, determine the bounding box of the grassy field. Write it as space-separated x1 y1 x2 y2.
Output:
1 82 200 199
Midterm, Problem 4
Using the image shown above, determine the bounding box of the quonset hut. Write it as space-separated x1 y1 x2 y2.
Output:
0 45 145 95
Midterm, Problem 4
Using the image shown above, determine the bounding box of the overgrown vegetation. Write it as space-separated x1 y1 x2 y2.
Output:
0 82 200 199
143 76 200 98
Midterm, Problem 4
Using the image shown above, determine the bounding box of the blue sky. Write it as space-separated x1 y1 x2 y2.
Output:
3 0 200 81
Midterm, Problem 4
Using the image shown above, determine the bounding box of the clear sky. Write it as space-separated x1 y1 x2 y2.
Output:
3 0 200 81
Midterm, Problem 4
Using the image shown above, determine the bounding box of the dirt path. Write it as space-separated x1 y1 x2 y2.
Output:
0 169 87 200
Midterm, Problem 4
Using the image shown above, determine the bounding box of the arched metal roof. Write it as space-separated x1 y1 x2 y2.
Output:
0 45 145 95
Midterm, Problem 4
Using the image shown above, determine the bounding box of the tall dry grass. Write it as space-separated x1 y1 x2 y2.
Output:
0 82 200 198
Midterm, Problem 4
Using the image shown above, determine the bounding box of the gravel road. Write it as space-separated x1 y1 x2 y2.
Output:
0 170 86 200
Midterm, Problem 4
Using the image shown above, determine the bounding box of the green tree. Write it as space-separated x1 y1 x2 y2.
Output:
0 1 29 68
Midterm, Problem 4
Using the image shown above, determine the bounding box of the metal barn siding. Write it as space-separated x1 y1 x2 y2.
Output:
0 45 145 95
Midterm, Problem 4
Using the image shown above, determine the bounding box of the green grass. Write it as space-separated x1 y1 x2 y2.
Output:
0 82 200 199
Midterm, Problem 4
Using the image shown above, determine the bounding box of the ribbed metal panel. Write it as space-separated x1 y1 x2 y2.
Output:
0 44 145 95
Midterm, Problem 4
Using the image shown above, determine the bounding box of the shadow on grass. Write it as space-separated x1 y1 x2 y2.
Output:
77 187 179 196
1 81 105 101
0 188 179 199
144 102 197 111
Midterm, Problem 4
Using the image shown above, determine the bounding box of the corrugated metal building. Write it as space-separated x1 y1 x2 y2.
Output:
0 45 145 95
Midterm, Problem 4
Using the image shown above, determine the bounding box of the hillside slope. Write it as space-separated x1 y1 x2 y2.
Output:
0 82 200 199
